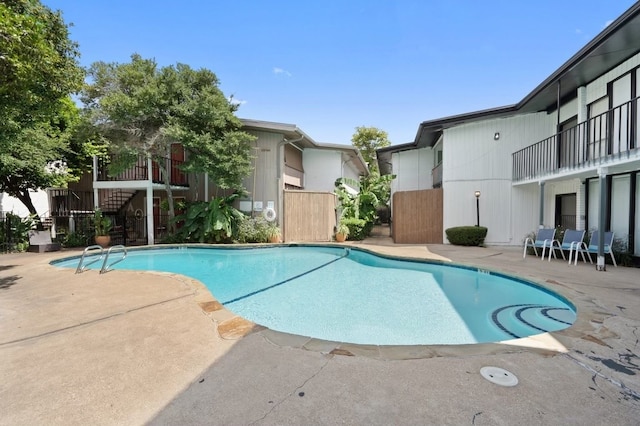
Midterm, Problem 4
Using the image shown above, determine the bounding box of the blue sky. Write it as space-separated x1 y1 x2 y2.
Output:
44 0 637 146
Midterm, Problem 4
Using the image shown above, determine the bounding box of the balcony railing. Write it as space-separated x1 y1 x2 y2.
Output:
513 97 639 182
49 189 94 216
97 154 188 186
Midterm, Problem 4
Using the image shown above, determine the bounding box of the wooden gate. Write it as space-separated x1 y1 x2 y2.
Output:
392 188 443 243
283 191 337 242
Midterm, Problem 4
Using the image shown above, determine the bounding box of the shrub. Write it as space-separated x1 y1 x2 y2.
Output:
62 231 90 248
0 213 36 252
236 216 272 243
445 226 488 246
341 217 371 241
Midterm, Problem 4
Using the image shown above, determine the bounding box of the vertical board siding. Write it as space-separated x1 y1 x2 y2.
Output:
392 189 443 244
393 148 434 192
283 191 336 242
303 150 342 191
611 175 631 245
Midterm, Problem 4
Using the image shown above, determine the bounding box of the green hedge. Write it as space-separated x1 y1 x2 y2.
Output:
445 226 488 246
341 217 372 241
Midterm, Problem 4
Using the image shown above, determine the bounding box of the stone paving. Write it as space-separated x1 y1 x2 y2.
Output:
1 229 639 425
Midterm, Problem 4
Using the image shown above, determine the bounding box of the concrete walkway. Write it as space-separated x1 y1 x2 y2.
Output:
1 232 639 425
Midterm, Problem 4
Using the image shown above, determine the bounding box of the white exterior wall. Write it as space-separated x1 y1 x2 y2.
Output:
442 112 557 245
636 174 640 255
585 53 640 103
303 149 343 192
0 191 50 217
391 147 433 193
611 175 631 246
559 97 578 123
585 175 637 255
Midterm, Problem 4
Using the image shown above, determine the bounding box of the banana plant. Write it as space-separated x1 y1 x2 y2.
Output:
173 193 243 243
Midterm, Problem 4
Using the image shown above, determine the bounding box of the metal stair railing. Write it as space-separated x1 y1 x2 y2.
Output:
75 245 104 274
100 245 127 274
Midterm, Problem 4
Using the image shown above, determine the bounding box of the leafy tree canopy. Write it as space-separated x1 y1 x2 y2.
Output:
0 0 83 218
82 54 255 191
0 0 83 142
351 126 390 174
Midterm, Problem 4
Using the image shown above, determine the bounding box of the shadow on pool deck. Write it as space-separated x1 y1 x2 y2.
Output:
1 234 639 425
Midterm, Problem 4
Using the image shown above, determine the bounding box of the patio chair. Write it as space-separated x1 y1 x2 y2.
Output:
573 231 617 267
523 228 556 260
548 229 586 264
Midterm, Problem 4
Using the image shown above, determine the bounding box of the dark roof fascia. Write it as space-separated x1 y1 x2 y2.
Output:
517 1 640 112
415 105 518 147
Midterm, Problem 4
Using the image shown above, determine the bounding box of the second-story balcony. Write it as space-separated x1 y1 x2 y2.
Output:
97 153 189 187
513 97 640 182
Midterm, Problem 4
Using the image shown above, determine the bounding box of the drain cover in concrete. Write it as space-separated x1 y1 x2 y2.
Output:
480 366 518 387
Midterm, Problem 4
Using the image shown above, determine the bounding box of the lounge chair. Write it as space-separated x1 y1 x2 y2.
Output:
548 229 586 264
573 231 617 267
523 228 556 260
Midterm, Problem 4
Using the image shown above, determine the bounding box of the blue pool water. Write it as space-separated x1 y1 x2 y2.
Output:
52 246 576 345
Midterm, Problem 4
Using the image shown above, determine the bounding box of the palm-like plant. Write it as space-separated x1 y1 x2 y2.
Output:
173 193 243 243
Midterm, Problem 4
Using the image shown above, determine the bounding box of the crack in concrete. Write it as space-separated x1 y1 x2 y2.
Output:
0 293 194 346
248 355 332 425
563 353 640 402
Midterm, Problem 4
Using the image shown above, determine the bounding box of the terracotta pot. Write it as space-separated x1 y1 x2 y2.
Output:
335 233 347 243
95 235 111 248
269 235 280 243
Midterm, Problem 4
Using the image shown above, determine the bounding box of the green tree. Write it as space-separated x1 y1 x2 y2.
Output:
351 126 390 174
0 0 84 218
82 54 255 230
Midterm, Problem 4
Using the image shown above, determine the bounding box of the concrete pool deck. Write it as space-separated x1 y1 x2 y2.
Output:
1 232 639 425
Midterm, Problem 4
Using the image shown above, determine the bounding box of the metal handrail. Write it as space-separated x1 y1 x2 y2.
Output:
100 245 127 274
75 245 104 274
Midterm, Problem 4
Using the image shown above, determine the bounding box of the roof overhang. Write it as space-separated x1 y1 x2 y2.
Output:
240 118 369 175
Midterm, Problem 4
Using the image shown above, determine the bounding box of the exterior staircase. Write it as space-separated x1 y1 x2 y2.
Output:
98 189 138 214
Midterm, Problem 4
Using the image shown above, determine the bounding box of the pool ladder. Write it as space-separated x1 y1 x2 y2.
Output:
75 244 127 274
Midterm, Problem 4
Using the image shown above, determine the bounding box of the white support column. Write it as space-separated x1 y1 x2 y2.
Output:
577 86 588 123
93 188 99 210
146 186 154 245
596 167 608 271
539 181 546 228
92 155 99 209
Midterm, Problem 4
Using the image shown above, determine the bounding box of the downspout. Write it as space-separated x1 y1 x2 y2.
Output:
277 134 305 240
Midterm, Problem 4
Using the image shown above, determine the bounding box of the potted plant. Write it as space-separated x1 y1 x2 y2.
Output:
93 209 113 248
335 221 349 243
266 224 281 243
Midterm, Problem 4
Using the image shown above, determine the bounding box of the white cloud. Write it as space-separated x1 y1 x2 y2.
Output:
227 95 247 106
575 28 582 34
273 67 292 77
603 19 614 28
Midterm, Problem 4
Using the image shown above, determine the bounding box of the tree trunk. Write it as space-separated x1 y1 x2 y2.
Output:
15 189 43 230
158 160 176 234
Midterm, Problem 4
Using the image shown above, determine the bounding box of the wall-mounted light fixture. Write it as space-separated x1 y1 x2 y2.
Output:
493 132 500 140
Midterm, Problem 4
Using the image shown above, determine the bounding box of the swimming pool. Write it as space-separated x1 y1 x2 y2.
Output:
52 245 576 345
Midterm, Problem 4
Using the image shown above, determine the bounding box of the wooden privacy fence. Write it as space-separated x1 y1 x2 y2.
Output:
283 190 337 242
392 188 443 244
